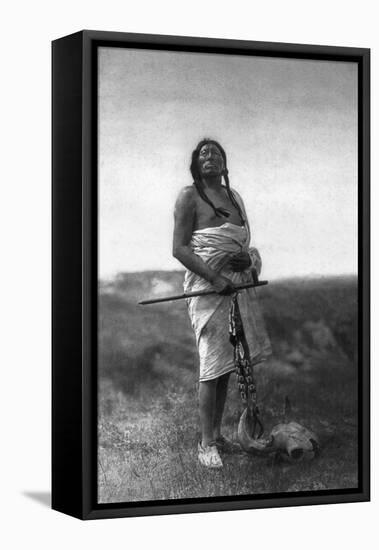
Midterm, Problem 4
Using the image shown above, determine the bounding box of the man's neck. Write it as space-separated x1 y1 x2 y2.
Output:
201 175 223 191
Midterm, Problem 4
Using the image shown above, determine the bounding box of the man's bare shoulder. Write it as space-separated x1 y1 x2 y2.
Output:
177 185 196 199
230 187 245 205
230 186 242 198
175 186 197 209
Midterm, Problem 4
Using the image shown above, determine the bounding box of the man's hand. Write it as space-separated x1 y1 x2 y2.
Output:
228 251 251 272
211 275 235 295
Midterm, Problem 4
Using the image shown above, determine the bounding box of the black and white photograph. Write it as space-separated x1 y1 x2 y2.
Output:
97 45 361 504
3 0 378 542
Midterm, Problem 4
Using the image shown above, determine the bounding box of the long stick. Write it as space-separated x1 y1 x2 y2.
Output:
138 281 268 305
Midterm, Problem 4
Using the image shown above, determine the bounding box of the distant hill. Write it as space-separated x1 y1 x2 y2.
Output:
100 270 185 301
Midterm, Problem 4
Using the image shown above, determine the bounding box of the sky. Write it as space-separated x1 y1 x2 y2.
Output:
98 47 358 281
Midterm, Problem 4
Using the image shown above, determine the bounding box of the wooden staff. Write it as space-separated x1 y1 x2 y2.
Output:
138 281 268 305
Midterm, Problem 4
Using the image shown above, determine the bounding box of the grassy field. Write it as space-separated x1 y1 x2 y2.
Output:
98 272 358 503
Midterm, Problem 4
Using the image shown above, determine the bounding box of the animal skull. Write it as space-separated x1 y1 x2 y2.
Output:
238 408 320 462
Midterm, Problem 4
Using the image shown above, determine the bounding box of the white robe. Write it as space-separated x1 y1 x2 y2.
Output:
184 221 272 382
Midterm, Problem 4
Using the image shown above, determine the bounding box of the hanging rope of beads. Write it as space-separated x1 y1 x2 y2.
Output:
229 292 264 439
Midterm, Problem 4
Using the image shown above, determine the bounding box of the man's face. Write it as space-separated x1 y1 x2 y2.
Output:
198 143 225 177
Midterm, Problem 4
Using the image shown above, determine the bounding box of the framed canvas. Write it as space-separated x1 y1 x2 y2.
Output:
52 30 370 520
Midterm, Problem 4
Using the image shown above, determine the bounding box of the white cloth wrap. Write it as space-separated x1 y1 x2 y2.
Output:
184 220 272 382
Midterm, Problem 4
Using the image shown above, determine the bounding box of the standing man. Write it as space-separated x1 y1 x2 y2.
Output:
173 139 271 468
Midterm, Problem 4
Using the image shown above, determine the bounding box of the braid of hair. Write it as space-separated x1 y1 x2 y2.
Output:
223 170 245 224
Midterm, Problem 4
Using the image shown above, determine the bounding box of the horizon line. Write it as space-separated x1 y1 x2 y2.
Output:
99 270 358 284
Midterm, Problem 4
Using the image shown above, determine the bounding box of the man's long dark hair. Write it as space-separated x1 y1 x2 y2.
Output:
190 138 244 221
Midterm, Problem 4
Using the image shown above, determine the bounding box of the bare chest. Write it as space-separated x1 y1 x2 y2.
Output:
194 190 244 230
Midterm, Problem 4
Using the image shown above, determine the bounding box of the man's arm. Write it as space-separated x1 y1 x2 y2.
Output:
172 187 234 294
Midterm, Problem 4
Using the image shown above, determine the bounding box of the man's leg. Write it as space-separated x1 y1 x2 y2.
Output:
199 379 217 448
213 372 231 439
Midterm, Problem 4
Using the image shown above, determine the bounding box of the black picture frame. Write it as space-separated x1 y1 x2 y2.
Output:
52 30 370 520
